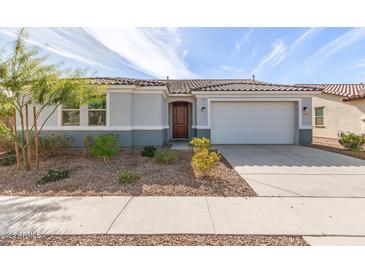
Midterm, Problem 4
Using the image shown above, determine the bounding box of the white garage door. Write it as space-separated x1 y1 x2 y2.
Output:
211 101 296 144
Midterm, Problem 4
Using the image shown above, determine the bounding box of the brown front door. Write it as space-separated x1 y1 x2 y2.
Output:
173 102 188 139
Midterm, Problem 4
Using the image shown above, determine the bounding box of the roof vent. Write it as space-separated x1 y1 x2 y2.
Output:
252 75 255 82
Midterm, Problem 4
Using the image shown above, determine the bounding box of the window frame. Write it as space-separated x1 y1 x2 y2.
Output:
61 105 81 126
88 95 107 126
314 106 325 127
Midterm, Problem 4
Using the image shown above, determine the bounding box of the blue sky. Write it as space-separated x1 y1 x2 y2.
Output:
0 27 365 83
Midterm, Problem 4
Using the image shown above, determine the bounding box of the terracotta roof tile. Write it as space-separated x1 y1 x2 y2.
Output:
193 82 321 92
89 77 165 87
296 84 365 100
90 77 320 94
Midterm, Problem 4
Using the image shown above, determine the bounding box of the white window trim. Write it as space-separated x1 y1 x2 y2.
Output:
88 95 108 126
60 106 81 127
314 106 325 126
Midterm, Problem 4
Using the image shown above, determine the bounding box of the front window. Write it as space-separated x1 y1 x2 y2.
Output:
315 107 324 126
62 103 80 126
88 95 107 126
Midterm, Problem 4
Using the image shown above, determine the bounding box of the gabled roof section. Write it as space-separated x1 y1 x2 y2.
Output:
192 82 321 92
296 84 365 100
89 77 320 94
166 79 271 94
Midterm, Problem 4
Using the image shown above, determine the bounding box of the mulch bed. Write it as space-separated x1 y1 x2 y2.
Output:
0 149 256 197
308 144 365 160
0 234 308 246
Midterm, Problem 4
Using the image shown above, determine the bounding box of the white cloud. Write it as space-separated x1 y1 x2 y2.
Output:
234 29 252 51
290 28 322 50
0 27 120 70
352 58 365 69
306 28 365 66
249 39 287 76
83 27 196 78
0 27 195 78
220 65 236 71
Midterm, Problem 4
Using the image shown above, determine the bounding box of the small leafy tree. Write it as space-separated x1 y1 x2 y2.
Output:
339 133 365 151
91 134 119 163
0 29 104 170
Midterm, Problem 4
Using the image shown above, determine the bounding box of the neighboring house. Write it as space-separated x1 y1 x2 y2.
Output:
31 77 321 147
298 84 365 140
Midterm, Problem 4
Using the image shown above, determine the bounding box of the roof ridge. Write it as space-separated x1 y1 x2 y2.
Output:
190 79 267 91
192 81 322 91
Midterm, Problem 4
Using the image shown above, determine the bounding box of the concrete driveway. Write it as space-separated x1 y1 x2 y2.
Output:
216 145 365 197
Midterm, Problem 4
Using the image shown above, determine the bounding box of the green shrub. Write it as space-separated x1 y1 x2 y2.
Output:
91 134 119 162
154 150 177 164
191 149 221 177
39 133 72 156
338 133 365 151
141 146 156 157
118 169 140 184
0 154 16 166
0 133 14 153
38 169 70 184
190 137 211 153
83 135 94 155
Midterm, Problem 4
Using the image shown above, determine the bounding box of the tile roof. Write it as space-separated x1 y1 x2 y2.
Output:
191 82 321 92
296 84 365 100
167 79 273 94
89 77 164 87
90 77 320 94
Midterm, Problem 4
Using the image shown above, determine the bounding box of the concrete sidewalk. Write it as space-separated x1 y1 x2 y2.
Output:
1 196 365 236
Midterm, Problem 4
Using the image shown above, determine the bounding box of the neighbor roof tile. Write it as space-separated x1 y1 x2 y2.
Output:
296 84 365 100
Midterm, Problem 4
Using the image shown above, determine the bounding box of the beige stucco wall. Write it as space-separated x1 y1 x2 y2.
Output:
18 87 168 129
312 94 365 138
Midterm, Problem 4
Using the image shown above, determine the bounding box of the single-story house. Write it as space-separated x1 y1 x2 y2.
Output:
298 84 365 140
33 77 321 147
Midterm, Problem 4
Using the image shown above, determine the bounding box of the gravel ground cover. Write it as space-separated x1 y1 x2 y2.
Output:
0 234 308 246
309 144 365 160
310 137 365 160
0 149 256 197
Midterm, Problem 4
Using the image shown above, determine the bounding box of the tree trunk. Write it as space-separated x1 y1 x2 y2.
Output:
12 108 20 169
25 103 31 169
33 106 40 172
19 107 29 170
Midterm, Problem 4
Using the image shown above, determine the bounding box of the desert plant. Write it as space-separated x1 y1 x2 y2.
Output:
0 133 14 153
91 134 119 162
38 169 70 184
0 153 16 166
39 133 72 156
0 29 103 170
154 149 177 164
190 137 211 153
141 146 156 157
338 133 365 151
191 149 221 177
118 169 140 184
83 135 94 155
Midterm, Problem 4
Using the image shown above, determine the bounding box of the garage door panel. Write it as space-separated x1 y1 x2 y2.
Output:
211 101 296 144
